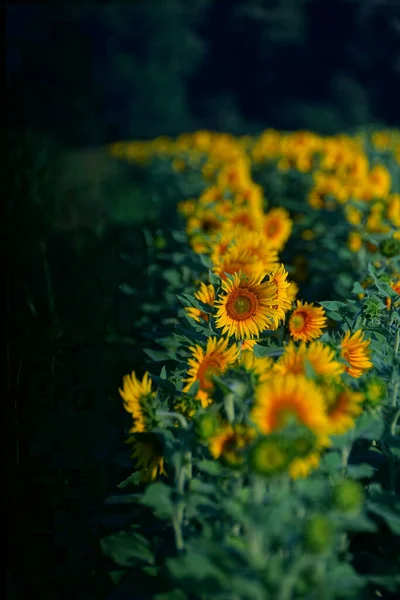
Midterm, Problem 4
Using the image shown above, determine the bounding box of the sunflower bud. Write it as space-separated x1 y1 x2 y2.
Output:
379 238 400 257
250 437 289 476
333 480 364 514
303 515 334 554
196 413 219 440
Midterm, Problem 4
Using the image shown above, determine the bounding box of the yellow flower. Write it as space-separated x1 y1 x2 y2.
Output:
387 194 400 228
289 301 327 342
119 371 154 433
340 329 373 378
208 423 255 466
214 271 286 339
345 206 363 226
185 282 215 323
119 373 166 482
211 230 279 280
183 337 239 407
368 164 391 198
275 341 343 379
286 281 299 303
324 384 364 435
251 374 329 436
348 231 363 253
262 207 293 251
269 263 293 316
238 350 274 383
289 452 321 479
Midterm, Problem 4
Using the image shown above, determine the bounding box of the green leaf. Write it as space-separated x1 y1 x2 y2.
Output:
253 343 283 358
154 591 188 600
166 551 226 585
144 349 171 362
318 301 347 311
325 563 365 596
117 472 141 489
355 413 384 440
347 463 376 479
196 460 223 476
109 570 127 585
140 482 174 519
367 500 400 534
100 530 154 567
208 269 221 287
352 282 365 295
119 282 138 296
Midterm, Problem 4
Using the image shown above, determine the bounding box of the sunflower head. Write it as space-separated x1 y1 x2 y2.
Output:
214 270 286 339
289 301 327 342
128 432 167 483
340 329 373 378
119 371 156 433
183 337 239 406
208 422 256 467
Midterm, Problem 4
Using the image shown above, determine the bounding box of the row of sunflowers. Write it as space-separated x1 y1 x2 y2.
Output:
101 129 400 599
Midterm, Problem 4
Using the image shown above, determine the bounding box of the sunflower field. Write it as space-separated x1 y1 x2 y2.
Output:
95 128 400 600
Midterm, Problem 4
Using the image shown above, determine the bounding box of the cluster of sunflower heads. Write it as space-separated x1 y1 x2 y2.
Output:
108 128 399 600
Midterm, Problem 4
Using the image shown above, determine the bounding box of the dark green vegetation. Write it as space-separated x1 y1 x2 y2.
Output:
4 130 181 599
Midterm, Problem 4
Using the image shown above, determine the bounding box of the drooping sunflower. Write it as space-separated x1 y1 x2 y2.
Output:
289 300 327 342
208 422 256 467
119 371 154 433
340 329 373 378
251 374 329 437
119 371 165 482
185 282 215 324
183 337 239 407
274 341 344 379
129 434 167 482
323 382 365 435
214 271 285 339
262 207 293 251
269 263 293 316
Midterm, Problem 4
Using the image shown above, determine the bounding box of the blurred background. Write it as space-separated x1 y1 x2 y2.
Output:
5 2 400 599
6 0 400 146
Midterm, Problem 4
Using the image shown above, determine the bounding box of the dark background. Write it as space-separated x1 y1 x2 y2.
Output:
6 0 400 146
5 2 400 599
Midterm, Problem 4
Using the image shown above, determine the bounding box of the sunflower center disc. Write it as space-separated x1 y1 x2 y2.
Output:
291 313 306 330
233 295 252 315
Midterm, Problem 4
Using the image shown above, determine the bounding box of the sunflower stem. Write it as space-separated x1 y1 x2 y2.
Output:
278 555 312 600
157 411 188 429
225 393 235 423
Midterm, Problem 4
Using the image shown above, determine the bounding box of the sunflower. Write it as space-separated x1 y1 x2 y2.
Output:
289 301 327 342
251 374 329 437
129 434 167 482
269 263 293 315
238 350 274 383
289 453 321 479
211 230 279 279
340 329 373 378
323 383 365 435
348 231 363 253
275 341 344 379
119 372 165 482
183 337 239 407
262 207 293 251
119 371 154 433
185 282 215 323
214 271 286 339
208 422 255 467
